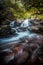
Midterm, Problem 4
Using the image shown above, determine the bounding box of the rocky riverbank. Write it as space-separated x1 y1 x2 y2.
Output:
0 19 43 65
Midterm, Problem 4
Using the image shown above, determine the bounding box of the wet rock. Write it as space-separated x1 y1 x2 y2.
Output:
17 51 29 64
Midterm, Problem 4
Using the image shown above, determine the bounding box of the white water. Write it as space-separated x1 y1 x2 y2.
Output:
21 19 32 27
0 19 39 45
0 31 30 44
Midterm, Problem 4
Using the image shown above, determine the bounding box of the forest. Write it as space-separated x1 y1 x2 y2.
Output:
0 0 43 65
0 0 43 22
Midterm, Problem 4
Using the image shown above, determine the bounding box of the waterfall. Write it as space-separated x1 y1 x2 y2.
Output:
21 19 32 27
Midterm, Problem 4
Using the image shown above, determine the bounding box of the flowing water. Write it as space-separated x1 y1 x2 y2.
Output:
0 19 43 46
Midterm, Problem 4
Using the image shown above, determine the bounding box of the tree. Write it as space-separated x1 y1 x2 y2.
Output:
0 0 43 22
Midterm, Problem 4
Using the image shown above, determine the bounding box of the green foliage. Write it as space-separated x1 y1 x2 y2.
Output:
0 0 43 21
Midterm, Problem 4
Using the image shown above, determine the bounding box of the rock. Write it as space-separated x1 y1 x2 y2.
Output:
17 51 28 64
